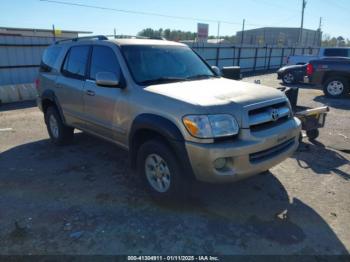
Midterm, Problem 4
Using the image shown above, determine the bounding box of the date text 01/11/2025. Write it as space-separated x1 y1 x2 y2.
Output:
127 255 220 261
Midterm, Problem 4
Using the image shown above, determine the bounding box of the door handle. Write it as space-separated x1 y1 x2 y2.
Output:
86 90 95 96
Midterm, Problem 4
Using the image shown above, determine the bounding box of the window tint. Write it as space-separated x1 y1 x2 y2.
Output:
89 46 120 80
62 46 90 78
324 48 349 57
40 46 62 72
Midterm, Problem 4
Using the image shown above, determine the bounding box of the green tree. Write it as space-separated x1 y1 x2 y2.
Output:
138 27 237 43
138 28 197 41
322 34 350 47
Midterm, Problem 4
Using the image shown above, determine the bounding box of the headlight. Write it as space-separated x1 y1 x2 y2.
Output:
183 114 239 139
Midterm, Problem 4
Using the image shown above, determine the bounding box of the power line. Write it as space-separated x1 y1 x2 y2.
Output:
321 0 350 13
249 0 299 13
39 0 295 28
39 0 243 25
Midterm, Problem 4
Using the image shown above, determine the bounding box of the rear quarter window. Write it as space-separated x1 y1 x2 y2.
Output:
324 48 349 57
40 46 62 72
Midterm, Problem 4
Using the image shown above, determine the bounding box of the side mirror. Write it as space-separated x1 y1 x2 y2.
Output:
96 72 120 87
211 66 221 76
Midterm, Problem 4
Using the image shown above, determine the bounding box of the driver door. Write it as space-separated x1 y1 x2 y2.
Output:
83 45 123 140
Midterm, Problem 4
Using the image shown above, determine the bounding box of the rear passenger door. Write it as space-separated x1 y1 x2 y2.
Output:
55 45 90 127
83 45 123 139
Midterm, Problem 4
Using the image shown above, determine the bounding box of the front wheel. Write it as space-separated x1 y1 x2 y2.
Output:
323 77 349 98
137 140 188 200
45 106 74 145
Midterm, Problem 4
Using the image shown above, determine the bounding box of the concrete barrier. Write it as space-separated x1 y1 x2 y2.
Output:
0 83 37 104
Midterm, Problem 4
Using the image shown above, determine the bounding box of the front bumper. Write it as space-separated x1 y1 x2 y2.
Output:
185 117 301 183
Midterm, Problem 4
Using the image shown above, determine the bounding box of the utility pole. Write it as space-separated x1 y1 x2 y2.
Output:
241 19 245 45
114 28 117 39
318 17 322 46
52 24 56 42
299 0 307 46
217 21 221 44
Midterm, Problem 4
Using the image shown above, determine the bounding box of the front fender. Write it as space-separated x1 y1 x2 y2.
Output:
128 114 195 179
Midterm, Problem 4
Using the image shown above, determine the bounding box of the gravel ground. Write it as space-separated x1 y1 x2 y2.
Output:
0 74 349 255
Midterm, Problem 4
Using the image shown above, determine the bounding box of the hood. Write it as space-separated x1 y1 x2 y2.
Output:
144 78 284 107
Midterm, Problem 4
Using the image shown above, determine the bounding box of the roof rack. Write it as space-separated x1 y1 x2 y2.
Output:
54 34 166 45
55 35 108 44
110 35 166 40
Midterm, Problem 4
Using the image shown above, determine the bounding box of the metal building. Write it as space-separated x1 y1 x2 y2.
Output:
0 26 91 38
236 27 322 47
0 27 91 103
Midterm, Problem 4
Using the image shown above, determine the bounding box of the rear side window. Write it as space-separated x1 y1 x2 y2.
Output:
40 46 62 72
62 45 90 79
324 48 349 57
89 46 120 80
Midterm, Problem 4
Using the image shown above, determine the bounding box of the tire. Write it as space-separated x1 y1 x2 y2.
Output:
323 77 349 98
306 129 319 141
282 72 295 85
45 106 74 145
136 139 188 200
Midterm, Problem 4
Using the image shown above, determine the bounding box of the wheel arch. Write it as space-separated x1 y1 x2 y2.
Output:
128 114 195 179
41 89 66 124
322 72 350 85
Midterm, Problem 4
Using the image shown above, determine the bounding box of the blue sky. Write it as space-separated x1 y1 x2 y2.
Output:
1 0 349 39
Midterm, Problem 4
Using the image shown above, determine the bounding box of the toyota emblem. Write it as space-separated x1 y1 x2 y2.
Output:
271 108 279 121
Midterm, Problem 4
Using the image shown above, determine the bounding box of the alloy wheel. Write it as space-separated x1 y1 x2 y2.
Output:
145 153 171 193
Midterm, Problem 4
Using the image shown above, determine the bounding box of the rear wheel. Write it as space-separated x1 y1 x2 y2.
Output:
137 139 188 200
45 106 74 145
282 72 295 84
323 77 349 98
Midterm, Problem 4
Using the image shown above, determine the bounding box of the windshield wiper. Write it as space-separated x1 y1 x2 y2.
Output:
140 77 187 85
186 74 216 80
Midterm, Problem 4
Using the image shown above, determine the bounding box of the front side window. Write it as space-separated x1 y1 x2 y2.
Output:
89 46 120 80
62 45 90 78
121 45 215 85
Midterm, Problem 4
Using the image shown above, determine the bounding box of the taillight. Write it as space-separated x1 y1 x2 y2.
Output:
35 78 40 90
306 63 313 76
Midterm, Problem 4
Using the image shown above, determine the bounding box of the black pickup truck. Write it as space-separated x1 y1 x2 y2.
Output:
307 57 350 98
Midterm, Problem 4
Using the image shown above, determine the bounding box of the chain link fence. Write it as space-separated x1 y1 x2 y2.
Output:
189 43 320 72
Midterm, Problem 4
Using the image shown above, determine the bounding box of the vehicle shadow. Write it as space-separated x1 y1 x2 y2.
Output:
314 95 350 110
242 69 278 78
293 140 350 180
0 133 348 254
280 82 321 91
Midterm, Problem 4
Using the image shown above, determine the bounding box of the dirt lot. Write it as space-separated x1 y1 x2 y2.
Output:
0 73 349 255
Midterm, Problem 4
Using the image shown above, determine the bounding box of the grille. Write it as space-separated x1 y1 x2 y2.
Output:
248 101 291 131
250 138 295 163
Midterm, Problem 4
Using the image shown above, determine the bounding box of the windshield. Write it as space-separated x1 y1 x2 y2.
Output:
121 45 215 85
